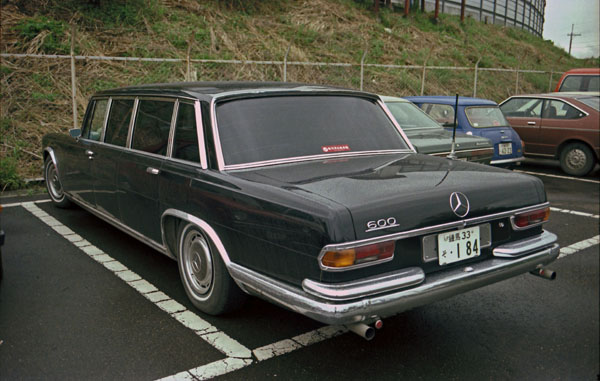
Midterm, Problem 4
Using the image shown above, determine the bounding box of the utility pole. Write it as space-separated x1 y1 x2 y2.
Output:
567 24 581 56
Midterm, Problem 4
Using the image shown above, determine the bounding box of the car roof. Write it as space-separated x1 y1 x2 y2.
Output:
505 91 600 101
93 81 375 102
402 96 498 106
561 68 600 75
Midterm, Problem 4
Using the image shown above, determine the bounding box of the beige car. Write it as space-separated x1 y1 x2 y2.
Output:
500 92 599 176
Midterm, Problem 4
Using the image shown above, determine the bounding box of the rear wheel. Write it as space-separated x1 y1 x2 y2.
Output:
44 157 72 208
177 222 246 315
559 143 595 176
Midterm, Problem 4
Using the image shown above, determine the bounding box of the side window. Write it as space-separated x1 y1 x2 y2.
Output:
543 100 584 120
172 102 200 163
105 99 134 147
82 99 107 141
132 99 174 155
420 103 455 126
559 75 583 92
587 76 599 92
500 98 542 117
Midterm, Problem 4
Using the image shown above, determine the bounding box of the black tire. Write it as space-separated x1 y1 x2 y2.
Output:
559 142 595 177
177 222 246 315
44 157 72 208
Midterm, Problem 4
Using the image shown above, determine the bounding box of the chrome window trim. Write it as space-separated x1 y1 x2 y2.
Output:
211 96 415 171
167 99 180 158
100 98 112 143
125 97 139 149
194 100 208 169
224 150 412 171
500 96 590 117
377 99 417 153
318 202 551 270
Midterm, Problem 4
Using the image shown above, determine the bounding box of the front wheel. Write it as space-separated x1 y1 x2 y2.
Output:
44 157 72 208
559 143 595 176
177 222 246 315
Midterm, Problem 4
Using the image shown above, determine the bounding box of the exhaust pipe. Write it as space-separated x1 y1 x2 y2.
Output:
530 268 556 280
346 323 376 340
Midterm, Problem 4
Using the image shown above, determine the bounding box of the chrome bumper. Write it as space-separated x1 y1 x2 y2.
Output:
490 155 524 165
228 230 559 326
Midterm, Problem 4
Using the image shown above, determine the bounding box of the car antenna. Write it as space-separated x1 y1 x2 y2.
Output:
447 93 459 160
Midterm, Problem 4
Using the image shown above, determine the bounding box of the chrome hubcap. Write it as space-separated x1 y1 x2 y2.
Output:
47 163 63 200
565 148 586 170
182 230 213 296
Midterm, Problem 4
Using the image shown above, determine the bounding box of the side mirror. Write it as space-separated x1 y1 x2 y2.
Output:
69 128 81 139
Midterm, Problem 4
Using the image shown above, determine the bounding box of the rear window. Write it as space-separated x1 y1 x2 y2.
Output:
465 106 510 128
386 102 441 129
216 95 408 166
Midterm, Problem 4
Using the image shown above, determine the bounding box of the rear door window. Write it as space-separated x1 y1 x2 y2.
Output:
131 99 174 155
104 99 134 147
172 102 200 163
542 100 585 120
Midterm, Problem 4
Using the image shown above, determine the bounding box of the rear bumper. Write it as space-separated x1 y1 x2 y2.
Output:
228 230 559 325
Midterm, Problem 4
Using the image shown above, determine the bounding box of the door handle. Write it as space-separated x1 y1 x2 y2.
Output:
527 121 536 125
146 167 161 175
85 150 95 160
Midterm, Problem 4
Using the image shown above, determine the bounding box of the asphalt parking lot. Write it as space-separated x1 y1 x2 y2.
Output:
0 158 598 380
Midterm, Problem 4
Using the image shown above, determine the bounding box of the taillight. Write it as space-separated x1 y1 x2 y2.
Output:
321 241 395 269
512 207 550 229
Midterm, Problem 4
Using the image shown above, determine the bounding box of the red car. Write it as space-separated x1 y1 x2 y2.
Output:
500 92 599 176
554 68 599 92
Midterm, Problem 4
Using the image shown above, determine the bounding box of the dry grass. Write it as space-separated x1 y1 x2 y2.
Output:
0 0 596 185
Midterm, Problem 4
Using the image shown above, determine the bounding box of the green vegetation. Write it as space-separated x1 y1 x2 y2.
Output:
0 0 597 190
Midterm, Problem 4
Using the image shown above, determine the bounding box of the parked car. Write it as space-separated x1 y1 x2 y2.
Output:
42 82 559 338
554 68 599 92
500 92 599 176
381 96 494 164
404 96 525 166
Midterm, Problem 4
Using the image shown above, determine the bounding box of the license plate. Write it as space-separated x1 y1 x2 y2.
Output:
499 142 512 155
437 227 480 265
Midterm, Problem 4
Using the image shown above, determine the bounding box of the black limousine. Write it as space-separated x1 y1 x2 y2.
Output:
42 82 559 339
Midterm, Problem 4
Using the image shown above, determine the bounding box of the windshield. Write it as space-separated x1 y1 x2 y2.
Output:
465 106 510 128
385 101 441 130
216 95 409 166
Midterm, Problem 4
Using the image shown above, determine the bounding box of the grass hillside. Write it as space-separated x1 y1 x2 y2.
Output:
1 0 598 188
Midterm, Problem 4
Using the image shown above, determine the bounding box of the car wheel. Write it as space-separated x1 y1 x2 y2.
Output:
177 222 246 315
559 143 595 176
44 157 72 208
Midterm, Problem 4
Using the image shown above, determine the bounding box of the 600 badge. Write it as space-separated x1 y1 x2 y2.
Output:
366 217 399 232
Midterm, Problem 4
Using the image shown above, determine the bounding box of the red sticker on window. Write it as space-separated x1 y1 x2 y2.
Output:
322 144 350 153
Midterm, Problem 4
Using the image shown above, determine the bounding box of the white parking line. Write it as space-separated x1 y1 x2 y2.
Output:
7 199 599 380
558 235 600 259
14 200 347 380
550 207 599 219
515 170 600 184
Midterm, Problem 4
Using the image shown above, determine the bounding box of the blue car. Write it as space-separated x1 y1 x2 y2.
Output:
404 96 524 166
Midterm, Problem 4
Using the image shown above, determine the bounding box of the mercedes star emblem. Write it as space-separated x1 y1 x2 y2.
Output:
449 192 470 218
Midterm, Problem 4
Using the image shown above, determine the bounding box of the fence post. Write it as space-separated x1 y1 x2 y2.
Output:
283 45 291 82
70 25 77 130
548 70 554 92
473 57 481 97
515 67 520 95
360 48 368 91
420 48 433 96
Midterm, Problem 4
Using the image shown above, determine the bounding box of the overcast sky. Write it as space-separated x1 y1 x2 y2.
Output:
543 0 600 58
